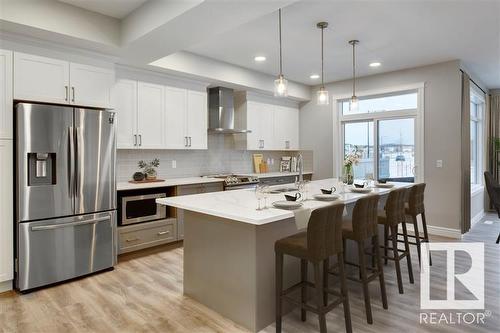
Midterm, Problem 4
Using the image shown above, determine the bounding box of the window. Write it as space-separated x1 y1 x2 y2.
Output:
337 87 423 182
470 90 485 185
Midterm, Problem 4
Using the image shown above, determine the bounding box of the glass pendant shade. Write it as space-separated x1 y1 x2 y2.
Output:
317 87 329 105
349 95 359 111
274 75 288 97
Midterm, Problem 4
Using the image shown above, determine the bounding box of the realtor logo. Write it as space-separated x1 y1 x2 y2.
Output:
420 242 484 309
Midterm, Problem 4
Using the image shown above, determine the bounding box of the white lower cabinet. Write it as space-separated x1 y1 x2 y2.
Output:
0 140 13 289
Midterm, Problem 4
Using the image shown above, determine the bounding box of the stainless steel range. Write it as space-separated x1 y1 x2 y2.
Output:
204 174 259 190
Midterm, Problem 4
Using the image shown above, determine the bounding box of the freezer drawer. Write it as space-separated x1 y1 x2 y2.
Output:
17 211 116 291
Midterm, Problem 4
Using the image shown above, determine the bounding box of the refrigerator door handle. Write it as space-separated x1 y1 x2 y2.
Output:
74 126 80 199
30 216 111 231
68 126 75 210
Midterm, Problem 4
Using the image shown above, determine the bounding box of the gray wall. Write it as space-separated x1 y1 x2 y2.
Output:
299 60 463 231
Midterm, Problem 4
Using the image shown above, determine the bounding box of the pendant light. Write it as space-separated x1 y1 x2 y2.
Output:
274 8 288 97
316 22 329 105
349 40 359 111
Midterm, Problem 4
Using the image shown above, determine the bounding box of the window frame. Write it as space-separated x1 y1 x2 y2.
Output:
333 83 425 182
470 88 485 186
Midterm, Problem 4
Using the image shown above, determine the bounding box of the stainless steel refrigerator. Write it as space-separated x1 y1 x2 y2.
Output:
15 103 117 291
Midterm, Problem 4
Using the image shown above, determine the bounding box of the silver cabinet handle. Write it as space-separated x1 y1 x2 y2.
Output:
157 231 170 236
188 136 192 147
134 134 137 146
285 140 290 149
71 87 75 102
65 86 68 101
185 136 188 147
138 134 142 146
125 237 139 242
31 216 110 231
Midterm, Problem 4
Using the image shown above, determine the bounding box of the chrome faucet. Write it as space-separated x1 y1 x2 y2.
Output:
297 153 303 182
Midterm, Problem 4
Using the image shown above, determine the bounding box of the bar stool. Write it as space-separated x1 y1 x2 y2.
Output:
275 203 352 333
378 187 414 294
335 194 388 324
399 183 431 266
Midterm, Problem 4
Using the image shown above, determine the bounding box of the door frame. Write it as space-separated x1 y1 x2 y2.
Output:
332 83 425 182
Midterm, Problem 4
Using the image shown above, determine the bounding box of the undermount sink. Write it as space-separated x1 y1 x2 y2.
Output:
269 187 298 194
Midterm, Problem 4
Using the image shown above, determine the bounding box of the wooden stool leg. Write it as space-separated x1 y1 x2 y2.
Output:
401 222 414 284
412 215 422 266
373 235 388 309
357 240 373 324
421 212 432 266
314 262 327 333
384 224 389 265
323 258 329 306
275 252 284 333
301 259 308 322
391 225 404 294
337 253 353 333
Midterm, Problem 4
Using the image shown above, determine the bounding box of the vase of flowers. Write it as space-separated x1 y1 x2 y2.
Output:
343 148 361 185
138 158 160 180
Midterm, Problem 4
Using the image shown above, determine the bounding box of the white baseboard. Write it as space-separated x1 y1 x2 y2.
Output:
400 223 462 239
0 280 13 294
471 210 485 227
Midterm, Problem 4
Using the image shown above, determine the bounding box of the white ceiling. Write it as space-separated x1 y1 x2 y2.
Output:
187 0 500 88
58 0 148 19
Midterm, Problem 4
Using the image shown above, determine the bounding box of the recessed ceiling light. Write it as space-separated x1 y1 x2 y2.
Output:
369 62 381 67
254 56 266 62
310 74 320 79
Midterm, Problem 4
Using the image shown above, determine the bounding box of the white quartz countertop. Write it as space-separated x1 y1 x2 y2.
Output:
156 179 413 225
117 177 224 191
239 171 313 179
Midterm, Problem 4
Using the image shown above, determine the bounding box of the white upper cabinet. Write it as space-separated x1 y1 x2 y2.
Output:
0 49 13 139
113 79 137 149
70 63 114 108
112 78 207 150
14 52 69 105
186 90 208 149
274 105 299 150
137 82 165 149
13 52 114 108
237 99 299 151
164 86 187 149
0 140 13 285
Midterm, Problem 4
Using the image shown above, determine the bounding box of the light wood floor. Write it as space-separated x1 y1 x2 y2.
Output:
1 216 498 333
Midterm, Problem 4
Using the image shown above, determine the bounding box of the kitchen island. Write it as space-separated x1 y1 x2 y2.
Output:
157 179 412 332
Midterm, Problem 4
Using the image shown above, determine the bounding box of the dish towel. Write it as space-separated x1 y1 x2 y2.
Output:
293 207 312 230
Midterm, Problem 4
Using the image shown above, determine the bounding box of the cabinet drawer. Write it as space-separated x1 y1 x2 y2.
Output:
118 219 177 254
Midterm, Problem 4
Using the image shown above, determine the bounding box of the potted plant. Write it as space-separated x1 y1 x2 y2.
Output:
343 147 362 185
138 158 160 180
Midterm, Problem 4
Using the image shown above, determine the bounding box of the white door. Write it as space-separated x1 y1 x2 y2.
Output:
13 52 69 104
273 105 288 150
70 63 114 108
0 50 12 139
259 103 274 150
246 101 262 150
164 86 188 149
0 140 13 284
288 107 300 150
137 82 165 149
113 79 138 149
186 90 207 149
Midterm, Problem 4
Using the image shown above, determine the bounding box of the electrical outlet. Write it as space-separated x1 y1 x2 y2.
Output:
171 160 176 169
436 160 443 168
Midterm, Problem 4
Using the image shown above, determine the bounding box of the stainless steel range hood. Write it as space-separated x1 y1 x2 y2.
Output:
208 87 251 134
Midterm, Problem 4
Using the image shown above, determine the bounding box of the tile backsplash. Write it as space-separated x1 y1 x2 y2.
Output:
117 134 313 181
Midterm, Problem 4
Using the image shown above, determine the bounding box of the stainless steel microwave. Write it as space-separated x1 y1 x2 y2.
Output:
120 193 166 225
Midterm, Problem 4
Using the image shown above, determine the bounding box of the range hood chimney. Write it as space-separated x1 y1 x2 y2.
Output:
208 87 250 134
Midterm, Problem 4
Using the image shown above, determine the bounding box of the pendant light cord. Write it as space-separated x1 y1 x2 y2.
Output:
321 26 324 88
278 9 283 76
352 41 356 96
